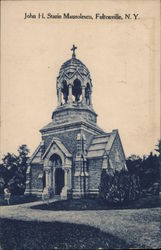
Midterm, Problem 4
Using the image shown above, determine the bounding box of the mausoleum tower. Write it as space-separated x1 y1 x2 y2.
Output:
57 45 92 107
52 45 97 125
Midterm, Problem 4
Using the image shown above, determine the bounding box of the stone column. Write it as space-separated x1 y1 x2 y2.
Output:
84 159 89 195
45 167 50 190
89 91 92 106
57 88 59 106
67 168 70 190
82 86 86 104
45 170 49 188
24 165 31 196
64 168 68 189
60 167 69 199
68 84 73 104
58 88 62 106
49 171 51 189
102 155 108 169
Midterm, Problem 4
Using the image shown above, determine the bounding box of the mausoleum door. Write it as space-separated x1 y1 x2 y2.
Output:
55 168 64 195
49 154 65 195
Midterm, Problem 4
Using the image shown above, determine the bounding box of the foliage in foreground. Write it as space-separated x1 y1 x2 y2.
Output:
0 145 29 195
99 139 160 204
99 169 140 204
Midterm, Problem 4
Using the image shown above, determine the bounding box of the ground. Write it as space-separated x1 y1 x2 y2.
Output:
0 219 128 249
32 196 161 210
0 195 39 206
0 198 160 249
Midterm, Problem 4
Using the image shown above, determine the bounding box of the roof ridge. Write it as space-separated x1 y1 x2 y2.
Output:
88 148 106 152
93 134 111 138
90 141 108 145
59 57 90 76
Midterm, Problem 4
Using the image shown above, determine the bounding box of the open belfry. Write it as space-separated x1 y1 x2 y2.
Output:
25 45 126 198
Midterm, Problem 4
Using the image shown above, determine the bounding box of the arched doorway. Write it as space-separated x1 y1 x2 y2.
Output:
55 168 64 195
49 154 65 195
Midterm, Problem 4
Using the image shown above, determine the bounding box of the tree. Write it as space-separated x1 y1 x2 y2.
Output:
155 139 161 155
0 145 29 195
99 169 140 205
126 146 160 196
155 140 161 193
17 145 30 192
126 154 142 176
139 152 159 192
0 164 6 193
99 169 112 201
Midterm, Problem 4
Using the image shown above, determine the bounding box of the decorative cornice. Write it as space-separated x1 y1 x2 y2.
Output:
52 105 97 116
57 68 90 85
40 119 105 135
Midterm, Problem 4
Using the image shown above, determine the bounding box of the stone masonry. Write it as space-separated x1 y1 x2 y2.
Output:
25 45 126 199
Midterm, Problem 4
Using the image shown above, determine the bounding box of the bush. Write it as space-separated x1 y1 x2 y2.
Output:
126 149 160 197
99 169 140 204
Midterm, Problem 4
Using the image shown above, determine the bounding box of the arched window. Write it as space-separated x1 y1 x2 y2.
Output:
50 154 62 168
72 79 82 102
61 80 68 103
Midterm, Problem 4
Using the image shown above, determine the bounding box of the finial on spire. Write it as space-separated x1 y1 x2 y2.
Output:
71 44 77 58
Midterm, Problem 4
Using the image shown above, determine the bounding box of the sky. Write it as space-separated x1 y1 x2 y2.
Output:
1 0 160 159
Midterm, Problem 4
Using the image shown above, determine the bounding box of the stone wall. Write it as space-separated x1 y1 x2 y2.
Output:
52 108 97 125
42 129 81 156
109 134 126 171
88 158 103 193
42 128 97 157
30 163 44 195
82 130 95 153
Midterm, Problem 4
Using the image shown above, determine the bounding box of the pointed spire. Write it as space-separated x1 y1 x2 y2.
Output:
71 44 77 58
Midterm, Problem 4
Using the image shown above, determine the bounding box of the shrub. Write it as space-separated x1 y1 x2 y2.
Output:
99 169 140 204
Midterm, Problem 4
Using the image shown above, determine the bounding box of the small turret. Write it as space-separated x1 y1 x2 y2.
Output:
56 45 92 107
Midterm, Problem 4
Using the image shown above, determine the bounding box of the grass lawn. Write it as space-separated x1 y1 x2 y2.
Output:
32 195 161 211
0 218 129 250
0 196 160 249
0 195 40 206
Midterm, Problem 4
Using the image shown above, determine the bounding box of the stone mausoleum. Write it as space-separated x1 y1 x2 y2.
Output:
25 45 126 199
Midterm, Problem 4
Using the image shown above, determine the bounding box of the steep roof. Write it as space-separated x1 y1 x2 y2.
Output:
58 57 90 78
28 143 42 164
87 131 117 159
42 137 72 159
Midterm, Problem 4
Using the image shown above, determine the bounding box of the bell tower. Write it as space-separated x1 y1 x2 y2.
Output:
56 44 92 107
52 45 97 125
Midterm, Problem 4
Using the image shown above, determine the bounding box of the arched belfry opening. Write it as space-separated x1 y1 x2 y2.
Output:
62 80 68 104
72 79 82 102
